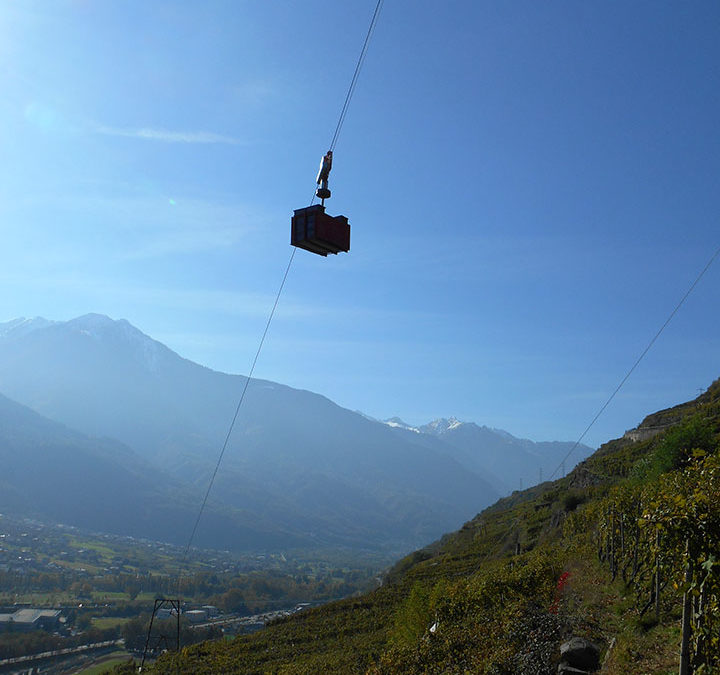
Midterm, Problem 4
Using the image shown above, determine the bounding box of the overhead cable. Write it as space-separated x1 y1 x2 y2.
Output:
548 242 720 481
329 0 384 152
179 0 386 563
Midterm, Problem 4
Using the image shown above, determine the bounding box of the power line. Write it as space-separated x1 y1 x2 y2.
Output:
176 0 386 565
548 243 720 481
484 246 720 569
151 4 386 658
182 248 297 561
329 0 384 152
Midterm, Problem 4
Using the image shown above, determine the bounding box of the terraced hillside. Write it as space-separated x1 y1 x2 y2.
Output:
114 379 720 674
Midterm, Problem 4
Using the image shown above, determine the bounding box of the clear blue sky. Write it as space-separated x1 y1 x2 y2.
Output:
1 1 719 450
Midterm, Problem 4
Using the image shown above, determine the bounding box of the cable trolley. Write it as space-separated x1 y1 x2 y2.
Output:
291 150 351 256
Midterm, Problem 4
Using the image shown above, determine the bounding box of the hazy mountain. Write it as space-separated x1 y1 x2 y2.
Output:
382 417 420 433
378 416 593 494
0 392 308 551
0 317 57 338
417 417 593 492
0 314 503 553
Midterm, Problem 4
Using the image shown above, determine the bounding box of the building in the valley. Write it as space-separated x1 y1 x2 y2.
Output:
184 609 208 623
0 609 62 632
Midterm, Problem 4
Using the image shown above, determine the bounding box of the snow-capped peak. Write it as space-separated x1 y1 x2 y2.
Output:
3 314 170 374
422 417 465 435
66 315 166 373
67 313 126 334
382 417 421 433
0 317 57 340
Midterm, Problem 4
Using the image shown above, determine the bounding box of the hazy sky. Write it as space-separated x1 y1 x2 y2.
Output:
1 1 719 451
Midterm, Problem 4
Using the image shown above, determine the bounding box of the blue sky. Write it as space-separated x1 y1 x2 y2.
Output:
1 1 719 451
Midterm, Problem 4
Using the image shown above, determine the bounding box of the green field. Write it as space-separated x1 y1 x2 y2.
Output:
92 591 130 601
55 559 103 574
73 651 133 674
90 617 130 630
70 538 117 560
0 591 77 605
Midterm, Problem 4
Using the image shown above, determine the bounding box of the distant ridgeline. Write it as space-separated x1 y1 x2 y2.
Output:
118 379 720 674
0 314 589 556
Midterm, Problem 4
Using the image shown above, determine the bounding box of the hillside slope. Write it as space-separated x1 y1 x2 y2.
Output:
129 379 720 674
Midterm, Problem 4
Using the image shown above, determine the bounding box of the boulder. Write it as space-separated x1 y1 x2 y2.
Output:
559 637 600 671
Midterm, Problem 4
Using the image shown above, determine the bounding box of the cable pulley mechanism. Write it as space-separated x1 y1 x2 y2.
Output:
315 150 333 203
291 150 351 256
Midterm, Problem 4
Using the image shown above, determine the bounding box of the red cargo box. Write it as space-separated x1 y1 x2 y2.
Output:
291 204 350 256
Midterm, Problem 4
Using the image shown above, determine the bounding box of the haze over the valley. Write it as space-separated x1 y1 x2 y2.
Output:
0 314 592 554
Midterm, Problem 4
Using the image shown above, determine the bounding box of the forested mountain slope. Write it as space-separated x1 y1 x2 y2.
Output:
124 378 720 674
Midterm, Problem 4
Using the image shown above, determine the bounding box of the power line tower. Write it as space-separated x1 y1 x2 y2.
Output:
140 598 181 671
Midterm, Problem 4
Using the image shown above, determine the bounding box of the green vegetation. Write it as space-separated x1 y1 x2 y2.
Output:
0 513 382 666
74 652 133 675
114 379 720 674
0 629 115 661
70 538 119 559
91 617 130 630
587 452 720 671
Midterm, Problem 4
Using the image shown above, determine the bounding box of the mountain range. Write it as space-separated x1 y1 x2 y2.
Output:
0 314 592 554
381 416 580 492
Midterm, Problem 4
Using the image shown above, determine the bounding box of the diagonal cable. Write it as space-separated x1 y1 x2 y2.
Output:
182 248 297 561
548 243 720 481
174 0 386 601
178 0 386 570
329 0 384 152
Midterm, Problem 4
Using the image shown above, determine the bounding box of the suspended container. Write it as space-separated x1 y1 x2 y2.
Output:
291 204 350 256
